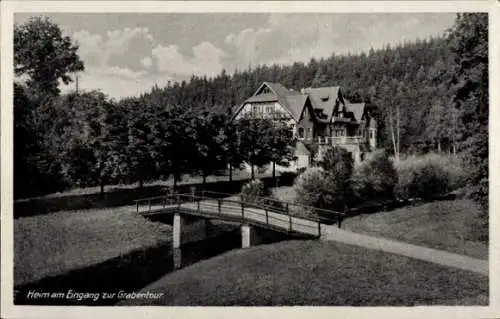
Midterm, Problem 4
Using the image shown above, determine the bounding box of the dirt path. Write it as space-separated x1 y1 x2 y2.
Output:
321 225 488 276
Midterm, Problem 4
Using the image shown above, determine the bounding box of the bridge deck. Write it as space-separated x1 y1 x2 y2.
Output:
134 193 344 238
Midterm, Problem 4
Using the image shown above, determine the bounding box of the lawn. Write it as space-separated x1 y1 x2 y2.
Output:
120 240 488 306
14 205 172 286
343 199 488 260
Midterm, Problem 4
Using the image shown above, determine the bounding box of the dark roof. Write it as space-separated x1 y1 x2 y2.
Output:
346 103 365 122
245 93 278 103
303 87 341 122
265 82 301 98
284 95 309 121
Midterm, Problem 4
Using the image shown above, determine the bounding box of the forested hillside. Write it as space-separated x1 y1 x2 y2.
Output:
14 14 488 212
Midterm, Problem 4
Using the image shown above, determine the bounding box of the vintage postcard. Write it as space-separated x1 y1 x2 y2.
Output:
1 1 498 318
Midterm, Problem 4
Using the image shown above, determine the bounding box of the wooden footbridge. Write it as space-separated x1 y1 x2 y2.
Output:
134 191 345 243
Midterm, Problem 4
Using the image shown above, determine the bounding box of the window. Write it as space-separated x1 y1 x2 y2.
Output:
369 130 374 139
307 128 312 139
266 105 273 113
252 105 258 114
298 127 305 139
334 129 345 137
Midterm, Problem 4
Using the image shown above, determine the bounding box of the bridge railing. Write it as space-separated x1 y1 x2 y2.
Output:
198 190 345 226
175 192 324 236
133 190 345 237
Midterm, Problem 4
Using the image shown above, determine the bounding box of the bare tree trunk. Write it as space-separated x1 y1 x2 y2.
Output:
388 103 399 161
202 173 207 186
251 164 255 180
229 164 233 182
272 161 276 179
139 178 144 189
437 139 441 153
452 107 457 157
396 102 400 159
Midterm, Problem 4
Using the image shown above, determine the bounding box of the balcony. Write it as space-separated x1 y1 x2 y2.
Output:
304 136 365 146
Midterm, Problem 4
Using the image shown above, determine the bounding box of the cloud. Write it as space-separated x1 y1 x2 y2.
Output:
152 41 227 77
72 27 155 70
140 56 153 69
61 66 171 99
224 28 273 66
64 28 163 99
65 27 227 98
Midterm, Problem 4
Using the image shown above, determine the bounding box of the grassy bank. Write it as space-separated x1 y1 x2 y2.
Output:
120 240 488 306
343 199 488 259
14 206 172 286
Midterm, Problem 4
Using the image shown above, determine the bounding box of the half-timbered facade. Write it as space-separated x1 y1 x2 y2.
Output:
232 82 377 171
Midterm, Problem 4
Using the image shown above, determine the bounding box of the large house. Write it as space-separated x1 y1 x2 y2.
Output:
232 82 377 172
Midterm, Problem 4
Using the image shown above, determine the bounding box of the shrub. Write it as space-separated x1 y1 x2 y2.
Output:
351 150 398 201
394 153 467 200
240 179 270 205
319 147 354 188
293 167 345 211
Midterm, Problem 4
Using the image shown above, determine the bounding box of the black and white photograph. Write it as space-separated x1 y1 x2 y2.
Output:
1 1 497 318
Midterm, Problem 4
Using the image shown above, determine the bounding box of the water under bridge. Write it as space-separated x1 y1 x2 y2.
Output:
134 191 345 248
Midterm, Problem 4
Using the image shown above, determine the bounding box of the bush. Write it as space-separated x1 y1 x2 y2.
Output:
240 179 270 205
293 167 345 211
351 150 398 201
395 153 467 200
319 147 354 188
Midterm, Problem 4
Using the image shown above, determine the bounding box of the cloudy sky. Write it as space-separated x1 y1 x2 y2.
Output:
15 13 456 100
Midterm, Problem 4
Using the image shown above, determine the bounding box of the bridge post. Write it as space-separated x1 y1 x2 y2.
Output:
136 201 139 213
241 224 251 248
173 213 184 249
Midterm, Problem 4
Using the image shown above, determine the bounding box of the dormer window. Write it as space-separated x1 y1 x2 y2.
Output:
257 85 271 95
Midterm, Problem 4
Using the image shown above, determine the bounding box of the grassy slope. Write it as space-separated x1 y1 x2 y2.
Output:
343 199 488 260
121 240 488 306
14 206 172 286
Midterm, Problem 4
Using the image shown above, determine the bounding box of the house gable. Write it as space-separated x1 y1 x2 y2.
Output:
233 82 305 122
303 86 345 123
